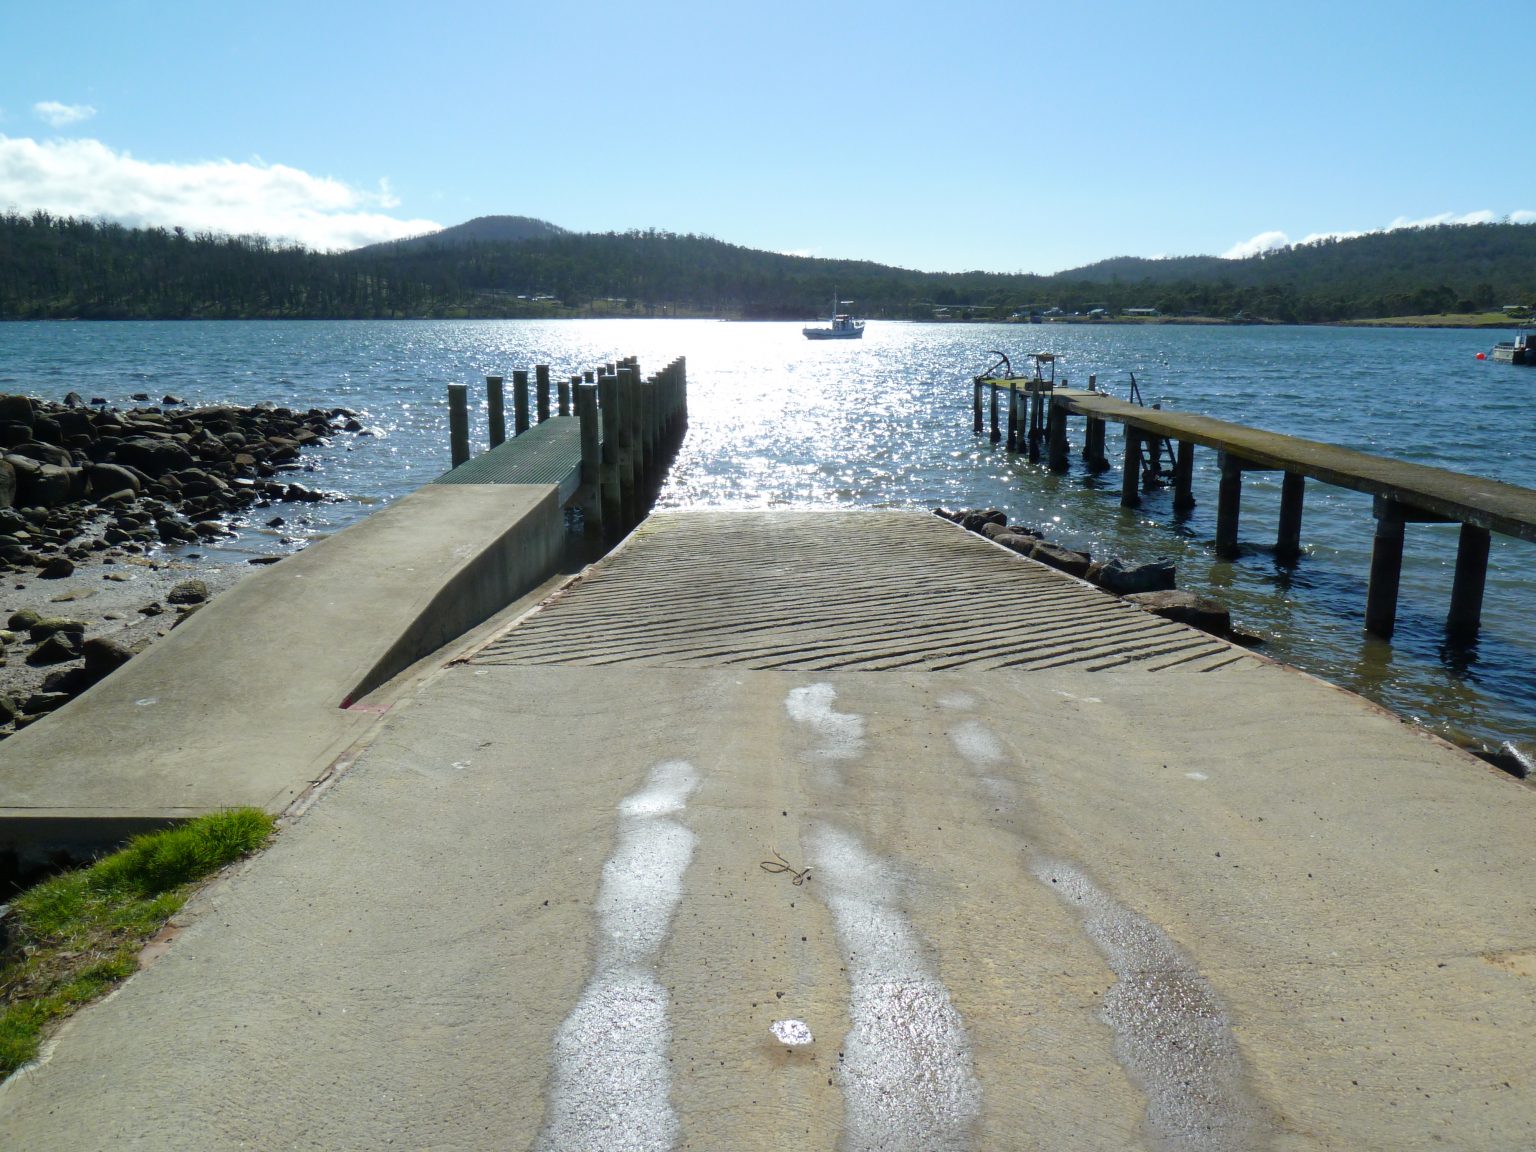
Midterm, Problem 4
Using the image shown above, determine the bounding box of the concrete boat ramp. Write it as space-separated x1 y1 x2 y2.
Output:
5 508 1536 1149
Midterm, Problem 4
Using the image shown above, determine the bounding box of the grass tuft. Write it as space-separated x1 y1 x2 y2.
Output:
0 807 274 1079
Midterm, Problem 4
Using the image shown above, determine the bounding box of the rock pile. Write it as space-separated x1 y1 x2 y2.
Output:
0 392 362 574
0 390 366 734
934 507 1257 644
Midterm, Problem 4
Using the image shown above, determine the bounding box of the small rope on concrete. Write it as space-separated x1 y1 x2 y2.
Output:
761 850 811 886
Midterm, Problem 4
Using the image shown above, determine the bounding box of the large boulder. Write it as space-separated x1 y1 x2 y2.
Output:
86 462 142 499
1028 541 1093 578
0 458 14 509
1090 557 1177 596
1124 590 1232 636
0 395 35 429
114 436 195 478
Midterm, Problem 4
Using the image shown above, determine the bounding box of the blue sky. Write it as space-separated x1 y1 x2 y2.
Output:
2 0 1532 273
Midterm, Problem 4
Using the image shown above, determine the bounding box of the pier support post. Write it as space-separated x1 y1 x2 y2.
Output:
562 376 576 418
1172 441 1196 515
447 384 470 467
1083 417 1110 473
512 370 530 436
1276 472 1306 562
989 385 1001 444
1005 385 1018 451
1447 524 1491 641
598 373 623 532
1215 452 1245 559
973 380 984 435
1366 498 1407 639
536 364 551 424
616 366 640 525
577 383 603 538
1121 428 1142 508
486 375 506 448
1047 397 1070 473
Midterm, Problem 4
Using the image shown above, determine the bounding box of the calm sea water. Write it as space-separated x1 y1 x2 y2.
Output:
2 318 1533 762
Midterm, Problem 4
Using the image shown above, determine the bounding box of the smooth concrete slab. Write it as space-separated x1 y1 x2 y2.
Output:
5 659 1534 1150
0 483 564 863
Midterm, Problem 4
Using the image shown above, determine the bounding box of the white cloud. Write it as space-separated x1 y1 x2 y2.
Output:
1221 230 1288 259
0 134 442 251
1223 210 1536 259
34 101 96 127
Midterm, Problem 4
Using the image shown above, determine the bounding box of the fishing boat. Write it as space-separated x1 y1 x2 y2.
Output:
1491 323 1534 365
803 293 865 340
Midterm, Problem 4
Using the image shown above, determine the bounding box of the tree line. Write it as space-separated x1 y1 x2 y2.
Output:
3 209 1533 323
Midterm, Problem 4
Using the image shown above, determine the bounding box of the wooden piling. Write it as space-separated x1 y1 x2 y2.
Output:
513 370 530 436
1047 396 1070 473
989 385 1001 444
1121 428 1142 508
1447 524 1492 640
536 364 551 424
562 376 576 418
1276 472 1306 562
1216 453 1244 559
616 366 639 525
1366 499 1407 638
577 382 603 538
447 384 470 467
486 375 506 448
973 380 984 435
1005 385 1018 451
1172 441 1196 514
598 372 623 530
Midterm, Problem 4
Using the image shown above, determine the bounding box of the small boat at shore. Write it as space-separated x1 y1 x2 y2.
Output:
803 293 864 340
1491 323 1534 365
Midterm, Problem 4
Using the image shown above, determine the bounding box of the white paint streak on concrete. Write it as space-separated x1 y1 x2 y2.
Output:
539 760 700 1152
1033 859 1261 1152
807 822 983 1152
785 683 865 761
949 719 1005 766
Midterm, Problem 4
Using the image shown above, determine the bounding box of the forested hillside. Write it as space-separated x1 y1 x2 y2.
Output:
2 209 1533 322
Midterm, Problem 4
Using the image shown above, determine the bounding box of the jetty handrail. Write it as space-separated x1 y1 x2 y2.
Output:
1052 388 1536 543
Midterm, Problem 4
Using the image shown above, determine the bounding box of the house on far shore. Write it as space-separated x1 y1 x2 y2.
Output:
1124 307 1160 317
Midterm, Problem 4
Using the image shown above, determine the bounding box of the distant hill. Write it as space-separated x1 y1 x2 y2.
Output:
3 208 1534 322
351 214 567 256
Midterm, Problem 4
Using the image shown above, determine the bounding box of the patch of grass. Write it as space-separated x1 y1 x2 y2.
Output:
0 807 274 1078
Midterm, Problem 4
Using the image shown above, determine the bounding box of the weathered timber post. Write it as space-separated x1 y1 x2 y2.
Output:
616 366 639 525
1366 498 1408 638
598 372 623 531
1121 427 1142 508
536 364 551 423
577 382 603 538
1276 472 1306 562
447 384 470 467
1005 384 1019 451
1215 452 1245 559
584 369 596 385
486 375 506 448
1447 524 1492 641
561 376 575 418
989 384 1001 443
1047 395 1070 473
512 370 530 435
973 380 984 434
1172 441 1197 514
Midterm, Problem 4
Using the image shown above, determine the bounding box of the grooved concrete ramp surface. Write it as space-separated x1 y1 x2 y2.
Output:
478 509 1256 672
5 511 1535 1151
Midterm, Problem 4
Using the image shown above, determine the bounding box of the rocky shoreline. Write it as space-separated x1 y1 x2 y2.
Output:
934 506 1260 644
1 391 367 737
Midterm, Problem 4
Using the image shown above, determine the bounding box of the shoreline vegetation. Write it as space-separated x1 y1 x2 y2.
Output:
0 807 275 1078
3 211 1532 326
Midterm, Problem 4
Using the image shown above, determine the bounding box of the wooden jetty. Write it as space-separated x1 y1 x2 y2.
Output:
974 374 1536 641
443 355 687 539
